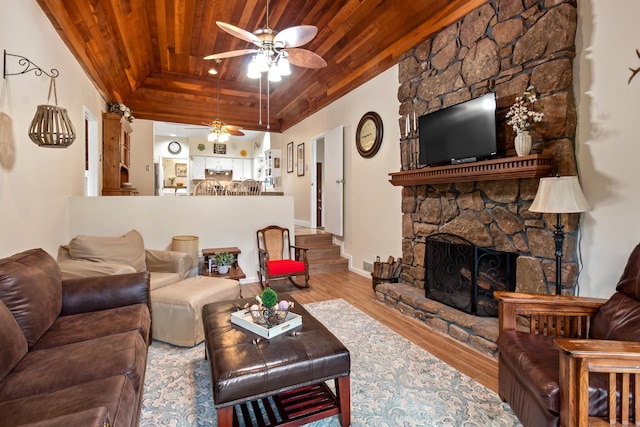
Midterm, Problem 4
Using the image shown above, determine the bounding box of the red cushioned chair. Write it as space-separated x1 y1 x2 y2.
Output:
257 225 310 289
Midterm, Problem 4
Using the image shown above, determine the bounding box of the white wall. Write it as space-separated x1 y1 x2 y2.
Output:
575 0 640 297
68 196 295 284
281 67 403 276
0 0 105 258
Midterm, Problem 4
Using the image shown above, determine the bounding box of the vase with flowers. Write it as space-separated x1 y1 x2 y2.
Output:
505 86 544 156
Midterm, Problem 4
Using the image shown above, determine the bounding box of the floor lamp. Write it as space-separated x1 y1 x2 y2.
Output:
529 176 590 295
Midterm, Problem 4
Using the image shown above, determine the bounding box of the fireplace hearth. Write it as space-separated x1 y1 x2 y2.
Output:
425 234 517 317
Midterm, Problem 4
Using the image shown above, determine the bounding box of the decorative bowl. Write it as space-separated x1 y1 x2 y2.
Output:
249 307 289 328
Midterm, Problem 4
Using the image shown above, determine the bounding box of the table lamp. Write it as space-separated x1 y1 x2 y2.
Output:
529 175 590 294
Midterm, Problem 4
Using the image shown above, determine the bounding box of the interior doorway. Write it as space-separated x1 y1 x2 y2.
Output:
83 108 99 196
310 126 343 235
316 162 323 227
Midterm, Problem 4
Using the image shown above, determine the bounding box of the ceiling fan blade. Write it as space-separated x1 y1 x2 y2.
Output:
227 129 245 136
216 21 262 47
284 48 327 68
274 25 318 48
204 49 257 60
225 125 243 131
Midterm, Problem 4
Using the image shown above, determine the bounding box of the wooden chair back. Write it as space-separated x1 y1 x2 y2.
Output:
257 225 292 261
226 181 241 195
193 179 225 195
237 179 262 195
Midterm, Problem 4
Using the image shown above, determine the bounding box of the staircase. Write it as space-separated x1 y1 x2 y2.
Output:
295 229 349 275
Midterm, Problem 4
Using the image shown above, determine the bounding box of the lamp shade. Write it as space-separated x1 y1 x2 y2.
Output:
529 176 590 213
171 235 199 265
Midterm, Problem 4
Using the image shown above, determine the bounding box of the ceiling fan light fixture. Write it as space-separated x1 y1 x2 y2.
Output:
268 63 281 82
256 52 269 73
207 130 217 142
247 58 261 79
277 55 291 76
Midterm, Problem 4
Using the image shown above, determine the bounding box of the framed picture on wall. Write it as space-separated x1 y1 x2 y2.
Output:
297 143 305 176
287 142 294 173
213 143 226 154
175 163 187 177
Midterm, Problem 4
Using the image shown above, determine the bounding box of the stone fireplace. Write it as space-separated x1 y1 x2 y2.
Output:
376 0 582 356
395 0 581 296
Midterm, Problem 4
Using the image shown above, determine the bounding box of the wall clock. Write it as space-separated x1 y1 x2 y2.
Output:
356 111 383 158
168 141 182 154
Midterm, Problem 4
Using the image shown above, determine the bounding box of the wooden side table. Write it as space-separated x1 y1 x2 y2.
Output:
202 247 246 280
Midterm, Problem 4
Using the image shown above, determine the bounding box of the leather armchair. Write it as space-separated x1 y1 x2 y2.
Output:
495 243 640 427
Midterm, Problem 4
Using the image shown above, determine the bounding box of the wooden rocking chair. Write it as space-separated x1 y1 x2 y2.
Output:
256 225 310 289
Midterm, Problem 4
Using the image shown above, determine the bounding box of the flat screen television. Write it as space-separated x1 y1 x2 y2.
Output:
418 92 497 166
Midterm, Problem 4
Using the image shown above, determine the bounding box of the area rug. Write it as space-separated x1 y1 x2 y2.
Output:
140 299 521 426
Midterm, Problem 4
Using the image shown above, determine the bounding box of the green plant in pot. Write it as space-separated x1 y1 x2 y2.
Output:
214 252 234 275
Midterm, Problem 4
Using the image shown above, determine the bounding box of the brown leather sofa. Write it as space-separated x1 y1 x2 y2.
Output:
496 243 640 427
0 248 151 427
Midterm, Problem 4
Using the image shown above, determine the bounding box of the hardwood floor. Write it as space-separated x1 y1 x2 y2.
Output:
241 270 499 393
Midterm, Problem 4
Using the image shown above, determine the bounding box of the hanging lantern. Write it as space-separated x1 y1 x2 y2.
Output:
28 76 76 147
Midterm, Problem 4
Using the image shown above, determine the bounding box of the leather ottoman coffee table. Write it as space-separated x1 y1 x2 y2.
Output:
202 294 351 427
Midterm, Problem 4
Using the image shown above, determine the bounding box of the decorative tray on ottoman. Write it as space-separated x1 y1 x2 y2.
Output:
230 309 302 339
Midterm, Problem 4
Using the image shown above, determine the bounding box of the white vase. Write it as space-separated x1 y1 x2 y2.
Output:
514 131 532 156
217 265 230 275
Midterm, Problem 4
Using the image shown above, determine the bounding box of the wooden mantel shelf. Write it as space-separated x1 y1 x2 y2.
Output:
389 154 553 186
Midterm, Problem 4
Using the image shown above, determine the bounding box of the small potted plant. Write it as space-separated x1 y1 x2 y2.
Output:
214 252 235 275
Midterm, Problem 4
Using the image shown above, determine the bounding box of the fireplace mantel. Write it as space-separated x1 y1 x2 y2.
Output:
389 154 553 186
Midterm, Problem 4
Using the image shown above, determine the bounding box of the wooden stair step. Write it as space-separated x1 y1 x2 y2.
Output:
295 233 333 246
308 257 349 274
303 245 341 260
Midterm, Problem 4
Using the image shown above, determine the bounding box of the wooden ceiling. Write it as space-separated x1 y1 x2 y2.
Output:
36 0 486 133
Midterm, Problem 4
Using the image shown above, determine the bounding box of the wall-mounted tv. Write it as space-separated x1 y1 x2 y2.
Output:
418 92 497 166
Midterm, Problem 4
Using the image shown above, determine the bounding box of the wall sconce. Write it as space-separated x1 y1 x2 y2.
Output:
3 50 76 148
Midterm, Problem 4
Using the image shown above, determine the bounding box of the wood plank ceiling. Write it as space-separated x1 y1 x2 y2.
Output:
35 0 486 133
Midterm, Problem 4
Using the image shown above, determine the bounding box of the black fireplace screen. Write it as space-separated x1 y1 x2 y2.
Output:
425 234 517 317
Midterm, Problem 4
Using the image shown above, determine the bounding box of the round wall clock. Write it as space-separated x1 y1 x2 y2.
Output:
168 141 182 154
356 111 383 158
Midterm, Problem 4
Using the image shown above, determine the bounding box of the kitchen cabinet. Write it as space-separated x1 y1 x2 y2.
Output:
190 156 205 180
232 158 253 181
102 112 137 195
206 157 233 171
193 156 254 182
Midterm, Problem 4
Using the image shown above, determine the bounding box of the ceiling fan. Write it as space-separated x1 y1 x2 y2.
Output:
204 61 244 142
204 0 327 82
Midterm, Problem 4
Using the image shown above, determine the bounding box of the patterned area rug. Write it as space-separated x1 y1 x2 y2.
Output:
141 298 521 426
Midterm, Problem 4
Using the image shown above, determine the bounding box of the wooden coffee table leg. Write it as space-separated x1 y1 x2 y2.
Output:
336 375 351 426
216 406 233 427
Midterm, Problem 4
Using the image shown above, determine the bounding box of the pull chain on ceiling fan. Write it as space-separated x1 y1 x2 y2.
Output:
204 60 244 142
